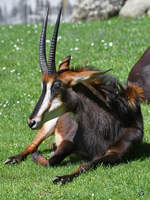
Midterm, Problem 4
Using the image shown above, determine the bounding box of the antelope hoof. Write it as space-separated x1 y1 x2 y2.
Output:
32 152 41 162
3 154 23 165
52 175 73 184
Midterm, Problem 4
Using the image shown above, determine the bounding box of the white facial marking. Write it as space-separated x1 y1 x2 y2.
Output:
38 82 52 116
49 97 63 112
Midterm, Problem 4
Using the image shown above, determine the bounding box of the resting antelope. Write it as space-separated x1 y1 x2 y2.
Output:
4 7 144 184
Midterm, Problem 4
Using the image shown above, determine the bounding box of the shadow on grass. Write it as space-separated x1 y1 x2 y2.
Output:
38 142 150 167
127 142 150 162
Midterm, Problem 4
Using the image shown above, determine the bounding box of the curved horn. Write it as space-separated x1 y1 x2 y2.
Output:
48 6 62 74
39 7 49 73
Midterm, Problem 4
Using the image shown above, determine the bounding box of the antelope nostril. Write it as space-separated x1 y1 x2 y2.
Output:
28 120 36 128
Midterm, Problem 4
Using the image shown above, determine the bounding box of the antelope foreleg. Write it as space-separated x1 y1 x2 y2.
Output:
4 118 58 165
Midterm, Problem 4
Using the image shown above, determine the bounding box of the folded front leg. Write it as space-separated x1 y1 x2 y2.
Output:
4 118 58 165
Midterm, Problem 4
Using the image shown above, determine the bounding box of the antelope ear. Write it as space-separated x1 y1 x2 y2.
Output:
58 56 71 71
71 68 112 85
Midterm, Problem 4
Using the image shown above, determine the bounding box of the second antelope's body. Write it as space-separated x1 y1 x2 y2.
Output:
4 6 145 184
128 47 150 103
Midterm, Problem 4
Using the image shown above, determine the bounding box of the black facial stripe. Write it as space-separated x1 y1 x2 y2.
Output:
29 82 47 119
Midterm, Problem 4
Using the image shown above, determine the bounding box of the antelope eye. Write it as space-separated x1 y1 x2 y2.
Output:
53 81 61 89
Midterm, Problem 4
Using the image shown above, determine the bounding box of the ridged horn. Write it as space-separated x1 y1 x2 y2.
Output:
39 7 49 73
47 6 62 74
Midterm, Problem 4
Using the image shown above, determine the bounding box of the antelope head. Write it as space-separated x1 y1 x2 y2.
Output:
28 7 111 129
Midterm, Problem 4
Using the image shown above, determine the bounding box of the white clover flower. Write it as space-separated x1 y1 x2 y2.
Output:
10 69 15 73
17 101 20 104
3 104 6 108
16 47 20 51
2 67 6 70
109 42 113 47
101 40 104 43
46 40 50 43
91 42 94 46
74 47 79 51
58 36 62 41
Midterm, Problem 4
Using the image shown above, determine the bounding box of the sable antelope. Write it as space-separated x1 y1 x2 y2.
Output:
4 7 144 184
128 47 150 103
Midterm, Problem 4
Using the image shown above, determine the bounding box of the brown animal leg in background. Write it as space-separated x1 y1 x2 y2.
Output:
32 140 74 166
53 130 141 184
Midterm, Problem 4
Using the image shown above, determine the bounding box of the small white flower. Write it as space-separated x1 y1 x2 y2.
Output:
76 38 79 42
0 112 2 115
14 44 17 48
17 101 20 104
46 40 50 43
1 40 4 43
74 47 79 51
10 69 15 73
16 47 20 51
104 43 107 46
70 48 73 51
9 25 13 29
2 67 6 70
91 42 94 46
91 193 94 196
17 38 20 42
58 36 62 41
101 40 104 43
109 42 113 47
3 104 6 108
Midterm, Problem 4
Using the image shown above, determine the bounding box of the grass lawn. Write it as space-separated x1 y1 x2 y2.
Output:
0 16 150 200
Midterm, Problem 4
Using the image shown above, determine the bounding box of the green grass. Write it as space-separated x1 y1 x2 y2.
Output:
0 16 150 200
